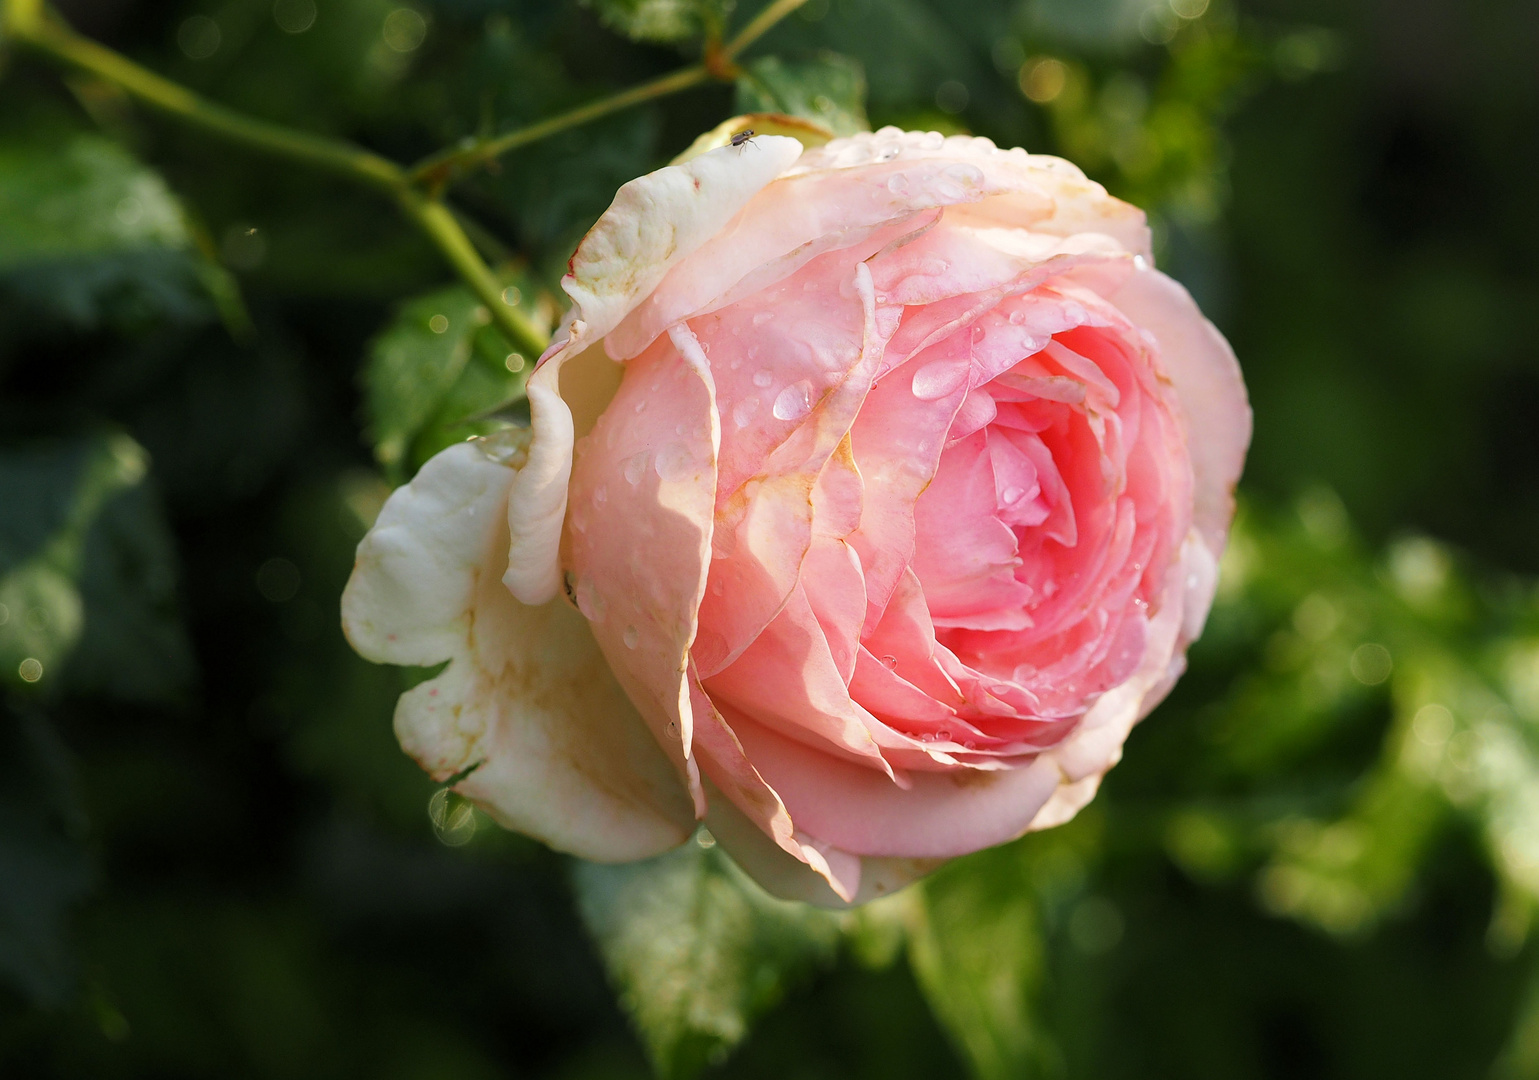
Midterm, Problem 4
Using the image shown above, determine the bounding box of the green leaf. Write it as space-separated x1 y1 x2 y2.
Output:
0 707 93 1008
580 0 732 44
362 273 543 481
0 432 190 699
574 835 844 1079
0 132 189 267
735 53 871 136
0 129 212 332
908 841 1059 1080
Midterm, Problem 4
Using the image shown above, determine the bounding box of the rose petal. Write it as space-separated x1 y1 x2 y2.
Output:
704 786 942 908
343 442 694 860
566 329 720 805
1108 266 1250 558
731 716 1064 858
506 136 804 605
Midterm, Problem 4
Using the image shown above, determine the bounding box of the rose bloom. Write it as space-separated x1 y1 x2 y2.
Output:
343 122 1249 905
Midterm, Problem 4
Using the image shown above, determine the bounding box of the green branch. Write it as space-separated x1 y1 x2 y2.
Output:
409 65 711 187
0 0 811 351
395 193 547 358
407 0 811 187
1 0 546 355
5 6 401 191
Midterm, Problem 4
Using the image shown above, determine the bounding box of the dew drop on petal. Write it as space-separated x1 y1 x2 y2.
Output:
943 163 984 187
654 441 695 482
752 311 773 326
911 358 969 401
732 396 761 429
1002 486 1025 504
623 625 640 649
665 720 680 739
623 453 648 486
772 380 814 421
880 654 898 670
593 485 607 505
752 369 774 388
887 173 910 195
971 324 986 343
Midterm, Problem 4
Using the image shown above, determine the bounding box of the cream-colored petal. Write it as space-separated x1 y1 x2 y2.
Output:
788 127 1152 259
504 135 804 605
344 441 695 861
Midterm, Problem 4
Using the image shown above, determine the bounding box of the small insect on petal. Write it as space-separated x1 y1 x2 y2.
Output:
729 128 756 148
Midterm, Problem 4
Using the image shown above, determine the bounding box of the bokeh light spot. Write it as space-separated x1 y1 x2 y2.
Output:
1350 643 1393 685
1019 57 1067 104
383 8 428 52
177 15 221 60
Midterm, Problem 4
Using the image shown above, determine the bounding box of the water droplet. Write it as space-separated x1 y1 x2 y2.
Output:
911 358 969 401
665 719 680 739
752 369 774 388
623 453 648 486
593 485 607 505
634 399 647 413
473 428 531 468
1133 254 1148 270
936 728 953 742
971 324 986 343
623 625 640 649
1001 486 1025 504
654 442 695 482
887 173 910 194
731 397 759 429
752 311 773 326
772 380 814 421
943 162 984 187
880 654 898 670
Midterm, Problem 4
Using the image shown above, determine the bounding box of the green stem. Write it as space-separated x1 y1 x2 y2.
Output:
8 7 401 191
395 193 547 359
409 65 709 186
3 0 551 355
721 0 809 60
408 0 811 187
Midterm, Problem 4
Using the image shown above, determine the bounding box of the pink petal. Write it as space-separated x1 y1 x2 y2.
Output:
566 330 719 809
731 716 1064 858
1108 266 1250 558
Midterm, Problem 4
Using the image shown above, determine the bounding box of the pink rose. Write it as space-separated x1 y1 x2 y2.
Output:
343 124 1249 905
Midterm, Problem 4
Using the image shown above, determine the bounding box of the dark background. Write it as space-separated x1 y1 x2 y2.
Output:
3 0 1538 1077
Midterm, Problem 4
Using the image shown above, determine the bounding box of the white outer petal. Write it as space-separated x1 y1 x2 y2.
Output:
343 442 695 861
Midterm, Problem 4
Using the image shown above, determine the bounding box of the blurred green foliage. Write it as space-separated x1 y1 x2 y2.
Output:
2 0 1538 1077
